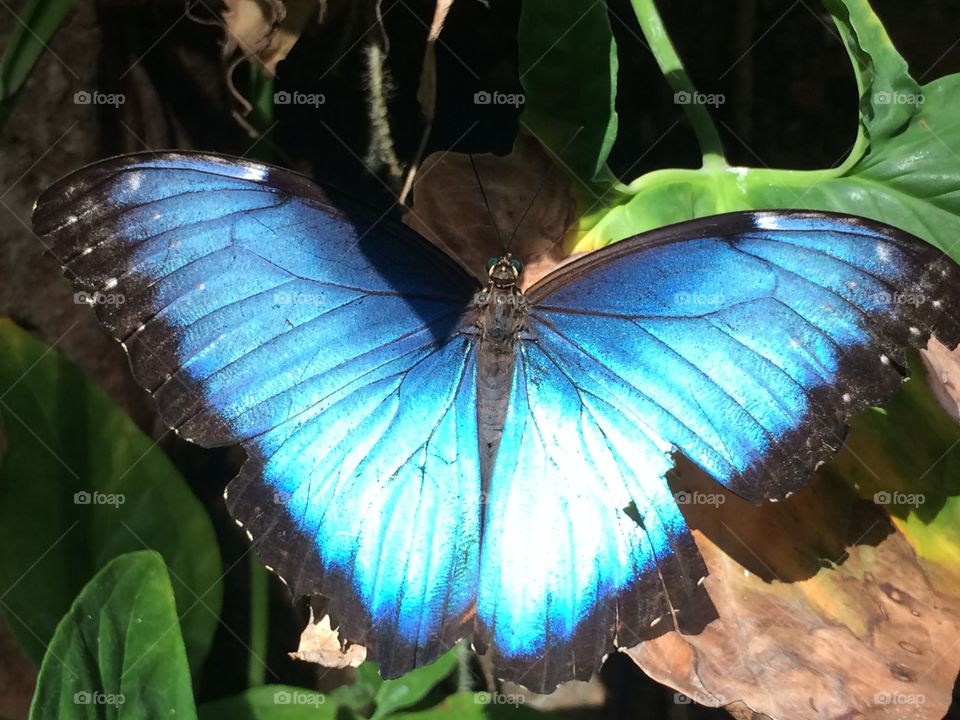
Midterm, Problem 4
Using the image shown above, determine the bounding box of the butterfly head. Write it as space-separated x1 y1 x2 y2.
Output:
486 256 523 289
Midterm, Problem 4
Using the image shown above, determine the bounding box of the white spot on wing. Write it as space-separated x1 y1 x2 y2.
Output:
876 243 892 262
104 277 118 290
754 214 783 230
126 172 143 190
240 165 267 181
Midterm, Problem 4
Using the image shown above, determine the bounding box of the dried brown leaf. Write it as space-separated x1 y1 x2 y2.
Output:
921 338 960 423
222 0 318 74
627 454 960 719
404 134 576 288
292 610 367 669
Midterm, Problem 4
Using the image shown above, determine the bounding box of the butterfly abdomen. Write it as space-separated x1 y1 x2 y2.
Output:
475 284 527 482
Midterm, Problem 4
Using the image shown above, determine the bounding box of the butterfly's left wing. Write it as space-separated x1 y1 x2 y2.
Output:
32 152 484 674
477 211 960 692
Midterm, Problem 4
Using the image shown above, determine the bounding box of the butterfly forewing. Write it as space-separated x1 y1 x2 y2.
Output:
33 152 484 674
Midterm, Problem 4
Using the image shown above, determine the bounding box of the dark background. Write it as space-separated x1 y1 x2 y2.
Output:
2 1 960 718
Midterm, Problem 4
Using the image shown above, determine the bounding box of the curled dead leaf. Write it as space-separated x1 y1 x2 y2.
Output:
222 0 319 74
292 609 367 669
921 338 960 423
502 677 605 710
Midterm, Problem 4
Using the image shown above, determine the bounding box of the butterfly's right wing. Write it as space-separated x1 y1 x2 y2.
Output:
33 152 484 673
477 211 960 692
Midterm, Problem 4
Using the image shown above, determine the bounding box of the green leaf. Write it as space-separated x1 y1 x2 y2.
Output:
0 319 222 676
28 551 196 720
824 0 920 163
369 651 457 720
572 70 960 253
516 0 960 257
518 0 620 186
825 353 960 575
199 686 337 720
0 0 75 124
328 661 383 712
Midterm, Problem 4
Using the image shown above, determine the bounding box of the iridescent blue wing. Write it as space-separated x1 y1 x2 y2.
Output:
32 152 483 674
477 338 706 691
477 211 960 691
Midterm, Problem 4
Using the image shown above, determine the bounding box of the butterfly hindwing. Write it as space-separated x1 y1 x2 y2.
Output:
226 332 482 670
33 152 483 673
476 333 706 691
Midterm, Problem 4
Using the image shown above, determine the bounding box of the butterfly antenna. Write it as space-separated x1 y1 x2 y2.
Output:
469 153 504 250
503 159 556 254
505 125 586 254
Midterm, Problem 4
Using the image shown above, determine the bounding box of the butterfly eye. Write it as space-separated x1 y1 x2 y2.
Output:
485 257 498 272
509 258 524 274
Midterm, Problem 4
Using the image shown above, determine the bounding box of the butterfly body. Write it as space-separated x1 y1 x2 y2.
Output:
474 257 527 475
32 152 960 692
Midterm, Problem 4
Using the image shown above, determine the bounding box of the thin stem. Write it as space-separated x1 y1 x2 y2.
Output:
455 641 474 694
248 553 269 687
630 0 727 169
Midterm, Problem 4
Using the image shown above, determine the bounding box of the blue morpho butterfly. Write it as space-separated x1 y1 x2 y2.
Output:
33 152 960 692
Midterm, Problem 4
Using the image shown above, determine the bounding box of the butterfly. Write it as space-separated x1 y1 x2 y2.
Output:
33 152 960 692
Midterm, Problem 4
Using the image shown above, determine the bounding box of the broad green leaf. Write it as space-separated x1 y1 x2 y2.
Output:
0 319 222 675
328 660 383 712
572 71 960 253
823 0 920 161
199 686 337 720
0 0 75 124
28 551 196 720
518 0 620 187
370 651 457 720
517 0 959 256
